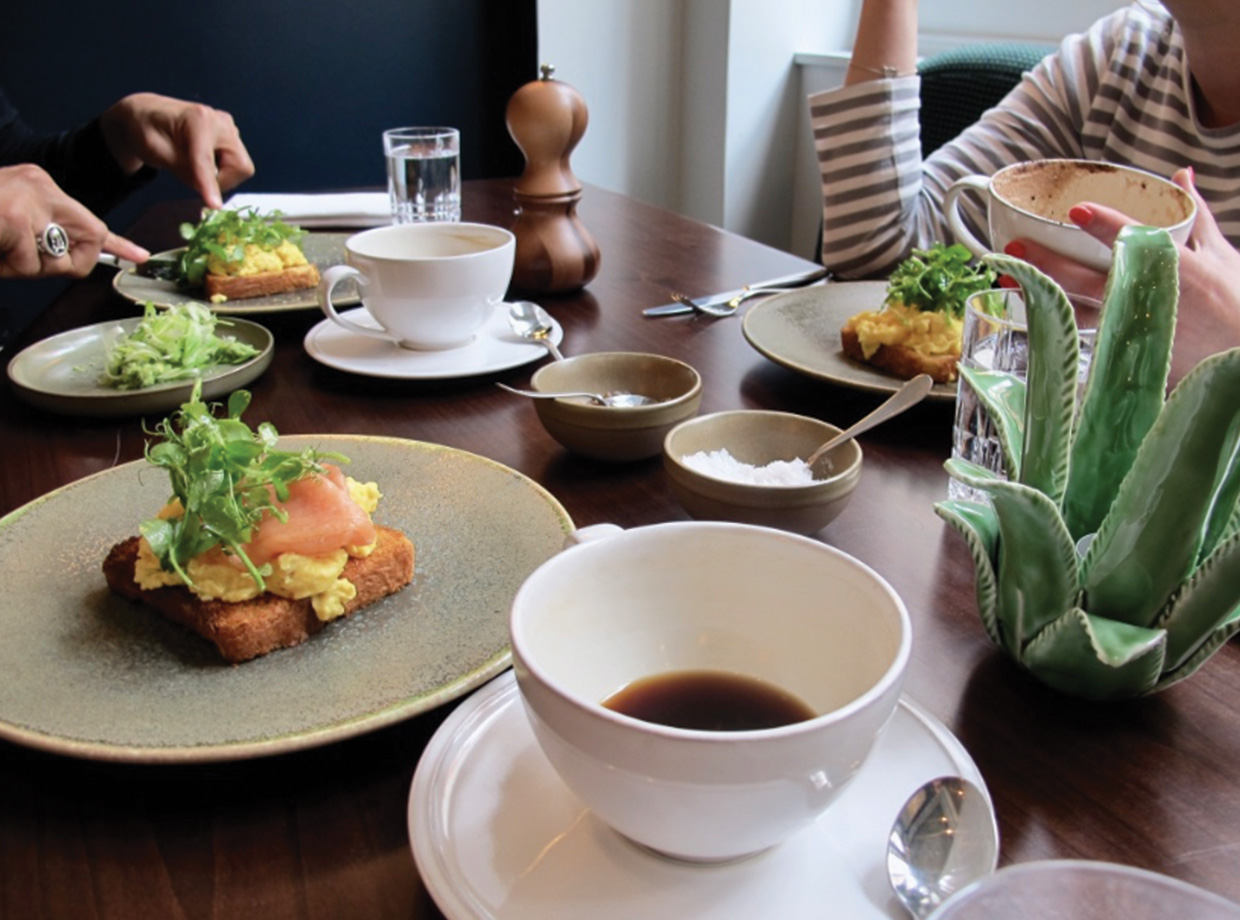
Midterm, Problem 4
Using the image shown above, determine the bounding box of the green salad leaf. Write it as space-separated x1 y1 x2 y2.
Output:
140 383 348 591
176 206 305 288
99 301 260 390
885 243 998 318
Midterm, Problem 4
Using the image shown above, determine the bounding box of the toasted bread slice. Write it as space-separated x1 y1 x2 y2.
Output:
840 323 959 384
103 525 414 663
204 263 321 301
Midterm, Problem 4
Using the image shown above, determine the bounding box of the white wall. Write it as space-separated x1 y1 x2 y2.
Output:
537 0 1128 256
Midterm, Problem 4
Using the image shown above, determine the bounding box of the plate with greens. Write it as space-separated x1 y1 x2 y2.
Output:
742 282 959 401
111 230 358 314
6 308 273 416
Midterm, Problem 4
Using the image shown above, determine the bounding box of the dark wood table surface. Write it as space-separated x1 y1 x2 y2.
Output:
1 179 1238 918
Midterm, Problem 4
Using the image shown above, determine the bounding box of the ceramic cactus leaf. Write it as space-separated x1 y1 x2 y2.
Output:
957 366 1026 481
1083 348 1240 628
1152 607 1240 692
934 500 1002 645
947 460 1078 658
1021 608 1166 701
1199 454 1240 563
1153 530 1240 672
1062 227 1179 540
982 254 1077 506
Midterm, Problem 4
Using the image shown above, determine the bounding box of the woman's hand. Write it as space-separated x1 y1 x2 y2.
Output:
99 92 255 209
0 164 148 279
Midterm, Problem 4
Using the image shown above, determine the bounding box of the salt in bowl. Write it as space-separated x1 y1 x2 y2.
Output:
663 409 862 534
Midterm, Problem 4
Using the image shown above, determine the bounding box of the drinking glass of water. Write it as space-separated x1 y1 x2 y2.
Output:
949 288 1098 503
383 127 461 223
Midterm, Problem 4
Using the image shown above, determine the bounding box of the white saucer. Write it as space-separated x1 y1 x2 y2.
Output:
408 671 994 920
304 303 563 380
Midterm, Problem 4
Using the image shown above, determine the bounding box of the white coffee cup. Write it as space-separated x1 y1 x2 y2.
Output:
510 520 911 863
944 159 1196 272
318 222 515 350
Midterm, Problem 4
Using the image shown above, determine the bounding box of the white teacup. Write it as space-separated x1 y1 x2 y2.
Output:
944 159 1195 272
510 520 911 863
318 222 515 350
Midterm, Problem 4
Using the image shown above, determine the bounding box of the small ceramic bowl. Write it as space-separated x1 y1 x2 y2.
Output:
529 352 702 462
663 410 863 534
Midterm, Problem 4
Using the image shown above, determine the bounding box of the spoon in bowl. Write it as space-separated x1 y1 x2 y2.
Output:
508 301 565 361
887 776 1000 918
496 382 657 408
805 374 934 471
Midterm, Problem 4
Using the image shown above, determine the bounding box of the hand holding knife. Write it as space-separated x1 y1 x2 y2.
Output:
643 266 829 317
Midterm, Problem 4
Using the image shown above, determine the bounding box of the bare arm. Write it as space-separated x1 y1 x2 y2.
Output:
845 0 919 85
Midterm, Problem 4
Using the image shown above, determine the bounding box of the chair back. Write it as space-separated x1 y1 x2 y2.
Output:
917 42 1055 156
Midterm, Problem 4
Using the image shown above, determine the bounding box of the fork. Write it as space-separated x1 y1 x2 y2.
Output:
668 267 830 318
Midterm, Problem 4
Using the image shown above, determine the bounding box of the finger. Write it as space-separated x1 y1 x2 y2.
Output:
101 230 151 264
1004 238 1107 301
1067 202 1134 250
1172 166 1222 250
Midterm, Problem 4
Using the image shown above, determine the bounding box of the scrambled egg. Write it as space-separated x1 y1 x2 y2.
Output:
848 301 962 360
207 240 309 278
133 477 384 622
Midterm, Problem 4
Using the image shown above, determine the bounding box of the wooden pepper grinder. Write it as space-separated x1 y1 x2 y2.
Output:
506 64 601 293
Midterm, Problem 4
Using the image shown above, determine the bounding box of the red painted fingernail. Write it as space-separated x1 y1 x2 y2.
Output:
1068 204 1093 226
1003 241 1026 258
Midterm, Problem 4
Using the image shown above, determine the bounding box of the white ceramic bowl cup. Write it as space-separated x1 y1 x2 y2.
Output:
510 521 912 862
318 222 515 350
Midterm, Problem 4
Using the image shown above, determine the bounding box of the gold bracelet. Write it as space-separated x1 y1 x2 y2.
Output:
847 60 916 78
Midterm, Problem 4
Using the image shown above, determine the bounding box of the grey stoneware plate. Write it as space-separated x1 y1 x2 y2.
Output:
0 435 573 763
741 282 957 401
111 231 359 314
6 315 273 417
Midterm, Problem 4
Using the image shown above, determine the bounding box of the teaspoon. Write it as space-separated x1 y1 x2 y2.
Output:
507 301 565 361
887 776 999 918
805 374 934 470
496 382 657 408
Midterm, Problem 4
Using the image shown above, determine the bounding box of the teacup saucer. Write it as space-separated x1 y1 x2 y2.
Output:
408 671 993 920
304 303 564 380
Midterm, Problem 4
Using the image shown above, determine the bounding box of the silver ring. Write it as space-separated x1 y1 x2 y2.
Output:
35 223 70 258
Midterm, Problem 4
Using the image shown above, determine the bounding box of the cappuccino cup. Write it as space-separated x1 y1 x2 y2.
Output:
318 222 515 351
943 159 1195 272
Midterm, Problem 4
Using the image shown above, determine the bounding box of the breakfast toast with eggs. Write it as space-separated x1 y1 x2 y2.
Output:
204 262 320 302
103 526 414 663
175 207 320 302
840 243 997 385
102 385 415 664
840 323 960 384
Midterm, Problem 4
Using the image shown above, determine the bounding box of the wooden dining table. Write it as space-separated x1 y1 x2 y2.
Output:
1 178 1237 919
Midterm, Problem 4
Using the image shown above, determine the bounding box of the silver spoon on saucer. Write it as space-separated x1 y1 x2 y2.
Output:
496 382 657 408
805 374 934 471
508 301 565 361
887 776 999 919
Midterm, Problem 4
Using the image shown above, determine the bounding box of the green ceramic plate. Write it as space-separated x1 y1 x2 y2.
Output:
6 315 273 417
0 436 572 763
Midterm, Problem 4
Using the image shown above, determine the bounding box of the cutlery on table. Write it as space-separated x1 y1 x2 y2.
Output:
643 266 829 317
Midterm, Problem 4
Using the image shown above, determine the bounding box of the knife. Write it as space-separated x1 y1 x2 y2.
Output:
643 266 830 317
97 252 182 282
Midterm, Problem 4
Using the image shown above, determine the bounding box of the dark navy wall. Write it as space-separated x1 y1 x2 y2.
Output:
0 0 537 216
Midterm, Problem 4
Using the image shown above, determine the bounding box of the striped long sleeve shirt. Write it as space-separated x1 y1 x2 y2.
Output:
809 2 1240 278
